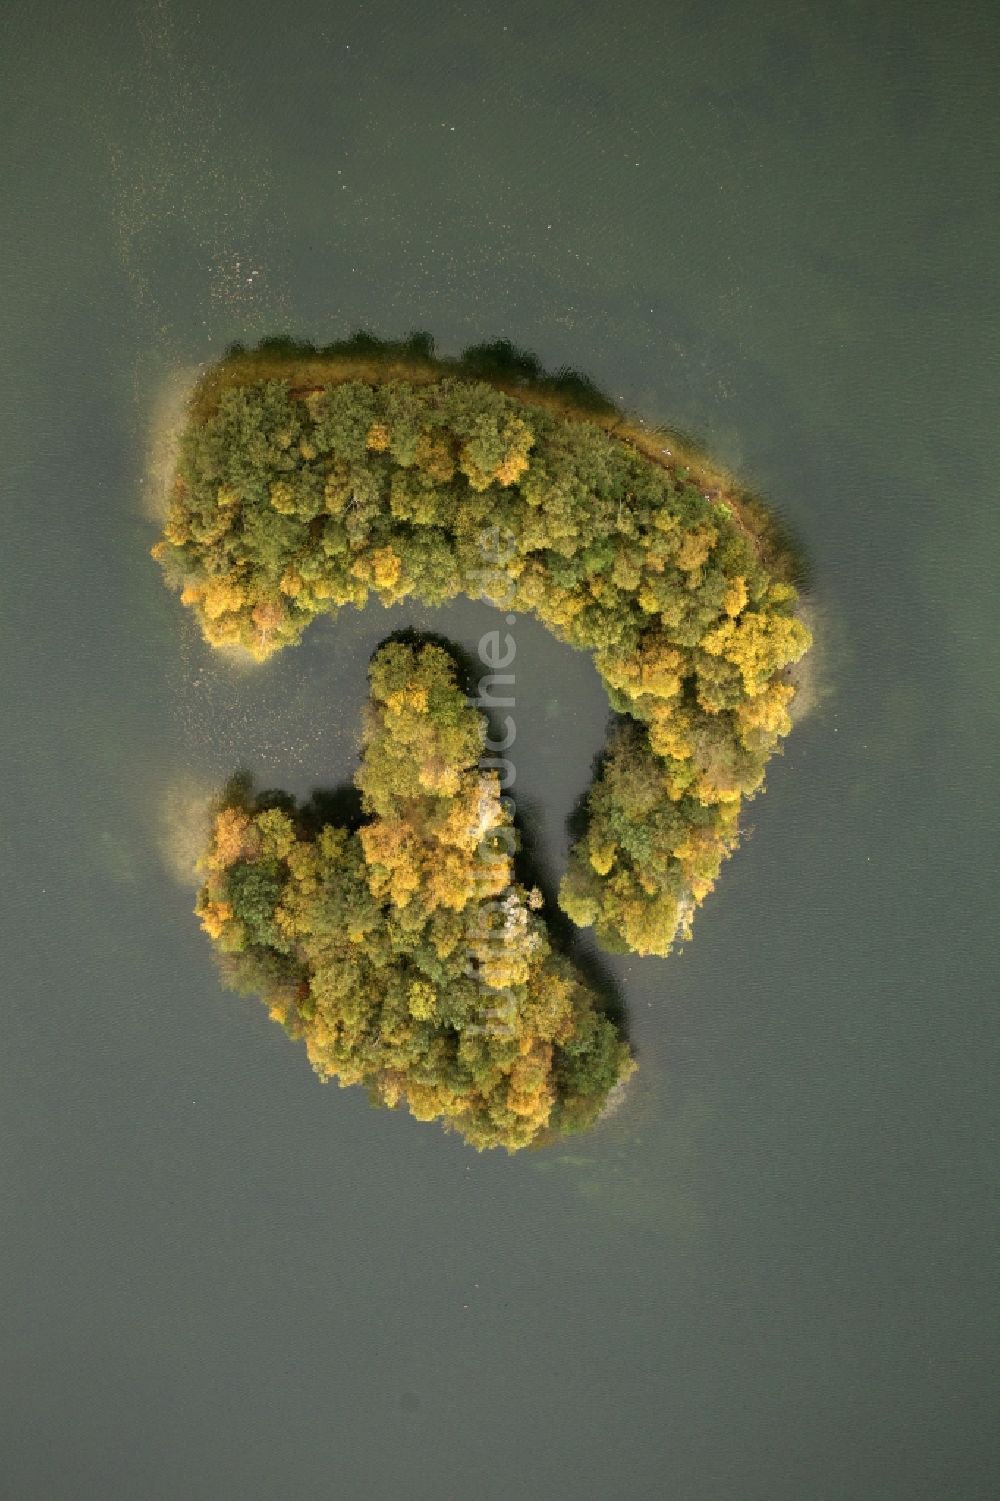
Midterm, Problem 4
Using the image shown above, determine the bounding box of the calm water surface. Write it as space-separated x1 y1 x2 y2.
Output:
2 2 997 1497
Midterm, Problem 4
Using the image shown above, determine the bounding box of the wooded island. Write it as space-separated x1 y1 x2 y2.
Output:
154 334 810 1149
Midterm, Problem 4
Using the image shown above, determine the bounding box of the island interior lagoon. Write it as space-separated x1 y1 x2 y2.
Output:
3 2 998 1498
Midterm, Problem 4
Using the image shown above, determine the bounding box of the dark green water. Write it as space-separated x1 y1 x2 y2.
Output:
2 2 998 1497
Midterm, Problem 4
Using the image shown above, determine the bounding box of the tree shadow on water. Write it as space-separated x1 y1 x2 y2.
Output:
508 783 628 1038
366 624 483 690
219 769 364 836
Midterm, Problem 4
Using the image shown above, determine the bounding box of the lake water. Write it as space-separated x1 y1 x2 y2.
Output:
2 2 998 1497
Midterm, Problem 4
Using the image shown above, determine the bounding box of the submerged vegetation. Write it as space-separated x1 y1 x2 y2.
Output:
155 333 811 963
197 641 634 1152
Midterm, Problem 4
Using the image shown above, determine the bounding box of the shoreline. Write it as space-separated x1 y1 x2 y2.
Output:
143 362 205 524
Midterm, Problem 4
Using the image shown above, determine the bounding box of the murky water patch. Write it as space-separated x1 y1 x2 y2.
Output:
141 362 202 522
157 773 217 887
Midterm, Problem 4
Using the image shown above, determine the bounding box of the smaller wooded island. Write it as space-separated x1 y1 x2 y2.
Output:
199 641 634 1151
154 333 811 1150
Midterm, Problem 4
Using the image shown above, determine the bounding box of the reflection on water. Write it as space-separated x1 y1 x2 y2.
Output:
142 364 201 523
156 774 216 887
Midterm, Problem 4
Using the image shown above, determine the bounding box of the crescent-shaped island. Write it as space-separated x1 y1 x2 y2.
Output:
153 333 811 1150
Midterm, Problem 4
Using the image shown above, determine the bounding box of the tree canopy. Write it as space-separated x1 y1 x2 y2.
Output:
156 336 811 958
197 641 634 1152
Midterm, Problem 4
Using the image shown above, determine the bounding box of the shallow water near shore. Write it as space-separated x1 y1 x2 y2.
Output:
2 2 998 1498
